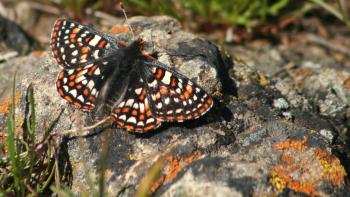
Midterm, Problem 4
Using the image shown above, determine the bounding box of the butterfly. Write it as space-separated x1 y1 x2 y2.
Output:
50 19 213 132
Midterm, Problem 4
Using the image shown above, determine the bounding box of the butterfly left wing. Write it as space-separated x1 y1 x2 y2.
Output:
56 62 107 110
51 19 123 110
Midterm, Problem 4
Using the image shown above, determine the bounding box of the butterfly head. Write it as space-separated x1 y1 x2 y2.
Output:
128 38 144 52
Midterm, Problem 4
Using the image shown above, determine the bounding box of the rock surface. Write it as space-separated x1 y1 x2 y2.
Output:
0 16 349 196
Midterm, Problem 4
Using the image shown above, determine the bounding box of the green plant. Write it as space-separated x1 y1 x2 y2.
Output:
126 0 290 28
308 0 350 29
0 81 57 196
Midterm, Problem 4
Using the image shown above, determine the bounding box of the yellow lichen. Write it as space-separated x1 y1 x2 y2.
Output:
314 148 346 185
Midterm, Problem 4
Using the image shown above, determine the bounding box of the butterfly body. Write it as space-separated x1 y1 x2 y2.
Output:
51 19 213 132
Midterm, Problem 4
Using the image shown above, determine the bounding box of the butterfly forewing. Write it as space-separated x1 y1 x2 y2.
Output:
51 19 120 68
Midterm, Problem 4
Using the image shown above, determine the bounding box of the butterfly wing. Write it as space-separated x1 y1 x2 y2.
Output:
51 19 122 68
144 61 213 122
51 19 123 109
56 62 108 110
111 71 162 132
111 60 213 132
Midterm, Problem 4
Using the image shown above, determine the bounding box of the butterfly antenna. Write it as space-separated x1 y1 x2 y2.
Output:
120 1 135 40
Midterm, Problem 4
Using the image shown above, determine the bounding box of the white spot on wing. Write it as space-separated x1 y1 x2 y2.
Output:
94 68 101 75
127 117 137 124
89 35 101 46
67 69 74 75
193 95 198 101
140 103 145 113
87 80 95 89
119 115 126 121
91 88 97 95
176 108 182 113
135 88 142 95
93 50 99 58
133 103 139 109
69 89 77 97
162 71 172 85
118 101 125 107
126 99 134 106
164 97 170 105
149 79 157 88
63 86 69 92
146 118 154 124
72 50 78 56
75 75 85 83
77 95 84 102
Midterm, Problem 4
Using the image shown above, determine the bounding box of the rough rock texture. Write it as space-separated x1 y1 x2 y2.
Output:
1 16 349 196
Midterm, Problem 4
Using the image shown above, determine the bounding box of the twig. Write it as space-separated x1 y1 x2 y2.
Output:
305 33 350 57
49 116 113 138
120 2 135 40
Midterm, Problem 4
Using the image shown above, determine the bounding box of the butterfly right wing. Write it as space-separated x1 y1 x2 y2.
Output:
50 19 122 68
51 19 123 110
111 71 162 132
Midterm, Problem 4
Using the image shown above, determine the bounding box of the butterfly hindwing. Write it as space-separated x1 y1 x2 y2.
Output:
144 61 213 123
111 74 162 132
50 19 121 68
56 62 109 110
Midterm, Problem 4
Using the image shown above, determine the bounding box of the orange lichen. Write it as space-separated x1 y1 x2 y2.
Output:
0 92 20 113
274 136 308 151
108 26 131 33
151 152 201 192
280 153 294 164
33 50 43 58
293 68 313 78
343 78 350 90
271 135 346 196
271 159 320 196
314 148 346 185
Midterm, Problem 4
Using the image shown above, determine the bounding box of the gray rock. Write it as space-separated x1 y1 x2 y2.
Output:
2 16 348 196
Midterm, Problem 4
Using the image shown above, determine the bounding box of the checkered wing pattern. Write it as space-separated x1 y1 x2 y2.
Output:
111 61 213 132
56 63 105 110
51 19 120 109
51 19 120 68
145 61 213 122
111 73 162 132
